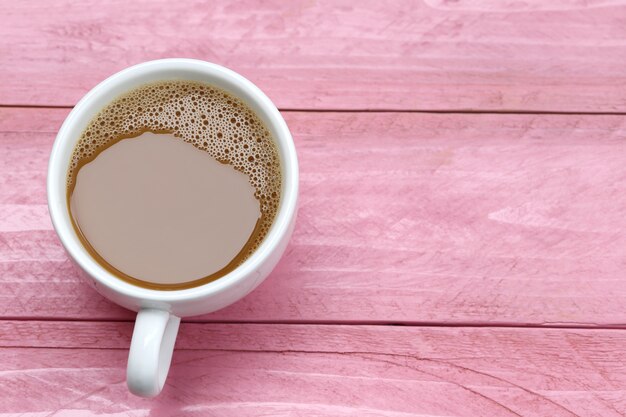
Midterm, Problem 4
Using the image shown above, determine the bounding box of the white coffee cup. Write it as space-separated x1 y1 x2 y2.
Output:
47 59 298 398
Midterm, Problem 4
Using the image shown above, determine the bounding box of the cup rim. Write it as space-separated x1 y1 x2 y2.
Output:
47 58 298 303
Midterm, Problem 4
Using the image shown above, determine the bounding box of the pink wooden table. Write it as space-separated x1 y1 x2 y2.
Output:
1 1 626 415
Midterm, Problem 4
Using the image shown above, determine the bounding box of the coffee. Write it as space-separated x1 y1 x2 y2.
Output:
67 81 282 290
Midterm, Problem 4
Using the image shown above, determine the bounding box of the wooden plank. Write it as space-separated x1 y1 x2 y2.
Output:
2 107 626 325
1 0 626 111
0 322 624 416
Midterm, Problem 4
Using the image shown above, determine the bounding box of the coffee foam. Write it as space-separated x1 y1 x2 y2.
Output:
68 81 281 257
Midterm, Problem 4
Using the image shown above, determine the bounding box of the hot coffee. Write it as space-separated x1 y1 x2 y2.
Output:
67 81 282 290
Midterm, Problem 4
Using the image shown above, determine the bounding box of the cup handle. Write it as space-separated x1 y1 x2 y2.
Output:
126 308 181 397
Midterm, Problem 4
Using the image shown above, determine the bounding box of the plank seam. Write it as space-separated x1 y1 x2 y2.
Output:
1 317 625 330
3 104 626 116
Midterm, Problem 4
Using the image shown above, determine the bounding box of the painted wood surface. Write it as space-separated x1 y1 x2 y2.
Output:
1 322 625 416
2 0 626 111
2 1 626 413
2 107 626 325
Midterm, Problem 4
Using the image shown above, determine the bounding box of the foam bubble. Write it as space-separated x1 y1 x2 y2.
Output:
68 80 282 259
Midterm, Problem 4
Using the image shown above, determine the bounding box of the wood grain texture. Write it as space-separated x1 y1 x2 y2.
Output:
1 322 625 416
3 2 625 412
2 0 626 111
2 107 626 325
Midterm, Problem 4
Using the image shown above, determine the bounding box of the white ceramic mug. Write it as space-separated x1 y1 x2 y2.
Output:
47 59 298 397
